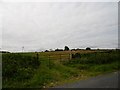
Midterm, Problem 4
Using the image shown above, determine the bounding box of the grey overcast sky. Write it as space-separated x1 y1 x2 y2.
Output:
1 1 118 52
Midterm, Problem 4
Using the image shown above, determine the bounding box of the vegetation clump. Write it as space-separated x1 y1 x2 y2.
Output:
86 47 91 50
72 53 81 59
64 46 69 51
2 53 40 87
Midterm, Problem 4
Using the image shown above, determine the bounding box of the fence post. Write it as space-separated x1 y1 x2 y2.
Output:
36 53 39 60
48 55 50 69
69 53 71 60
60 54 61 63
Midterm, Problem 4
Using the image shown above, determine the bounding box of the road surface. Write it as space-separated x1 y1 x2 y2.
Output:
53 71 119 88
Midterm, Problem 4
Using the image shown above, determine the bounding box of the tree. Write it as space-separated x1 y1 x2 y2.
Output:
86 47 91 50
45 50 49 52
64 46 69 51
55 48 63 51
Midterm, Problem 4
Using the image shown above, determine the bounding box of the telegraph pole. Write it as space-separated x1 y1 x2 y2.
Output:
22 46 24 52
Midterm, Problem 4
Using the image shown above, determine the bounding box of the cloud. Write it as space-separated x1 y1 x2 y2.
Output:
2 2 118 52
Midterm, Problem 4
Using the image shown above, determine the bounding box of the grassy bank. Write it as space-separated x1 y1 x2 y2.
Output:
2 50 120 88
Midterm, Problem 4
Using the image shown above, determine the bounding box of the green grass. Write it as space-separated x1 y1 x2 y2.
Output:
2 50 120 88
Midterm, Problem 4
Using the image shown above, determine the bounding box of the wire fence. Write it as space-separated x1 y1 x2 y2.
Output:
39 54 72 62
37 53 72 69
28 51 98 69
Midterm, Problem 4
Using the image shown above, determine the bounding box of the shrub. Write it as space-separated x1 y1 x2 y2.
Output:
72 53 81 59
86 47 91 50
64 46 69 51
2 53 40 82
55 49 63 51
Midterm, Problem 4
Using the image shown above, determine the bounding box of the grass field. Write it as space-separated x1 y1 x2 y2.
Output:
2 50 120 88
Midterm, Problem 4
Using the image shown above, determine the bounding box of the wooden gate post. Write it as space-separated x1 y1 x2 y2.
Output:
60 54 61 63
36 53 39 60
48 55 50 69
69 53 71 60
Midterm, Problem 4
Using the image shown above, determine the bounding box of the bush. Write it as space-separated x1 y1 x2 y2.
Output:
72 53 81 59
55 49 63 51
86 47 91 50
2 53 40 82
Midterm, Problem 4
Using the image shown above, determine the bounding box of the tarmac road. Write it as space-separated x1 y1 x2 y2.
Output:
53 71 119 88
